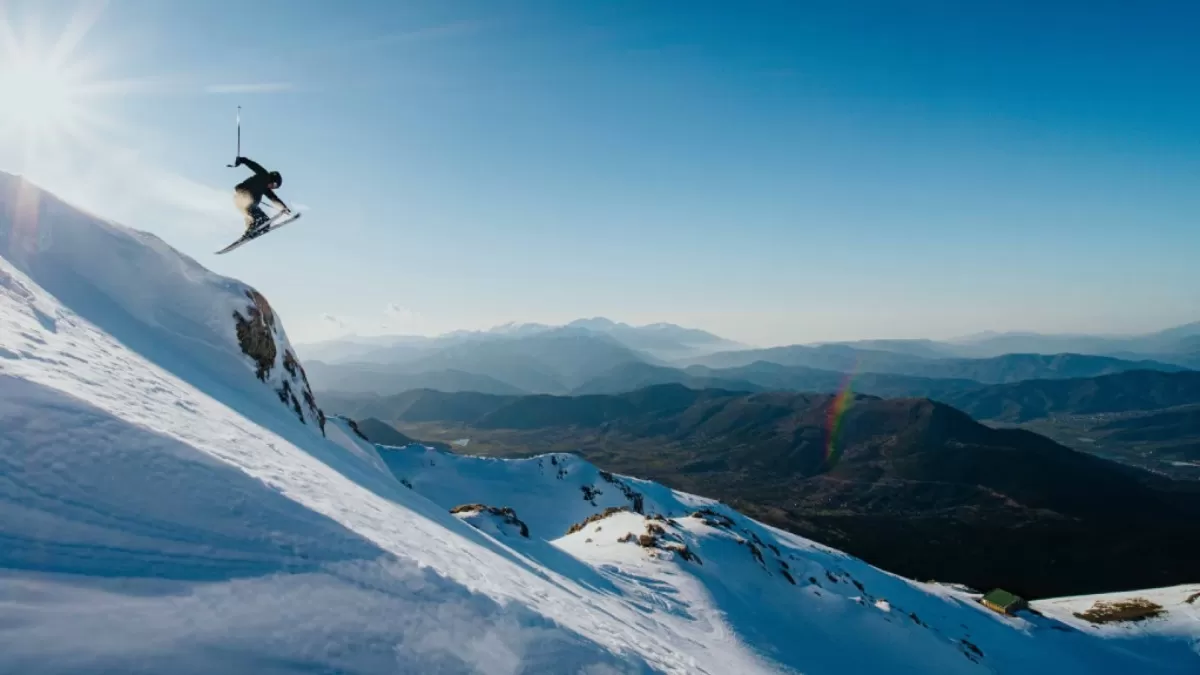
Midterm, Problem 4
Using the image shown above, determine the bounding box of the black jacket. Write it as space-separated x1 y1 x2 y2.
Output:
235 157 283 206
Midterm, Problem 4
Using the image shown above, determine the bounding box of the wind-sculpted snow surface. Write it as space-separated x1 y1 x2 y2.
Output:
1 173 1197 674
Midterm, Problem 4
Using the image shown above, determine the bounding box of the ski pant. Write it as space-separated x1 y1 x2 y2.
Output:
233 188 268 229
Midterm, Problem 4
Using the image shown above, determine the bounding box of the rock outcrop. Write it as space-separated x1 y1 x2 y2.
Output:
233 289 325 434
450 504 531 539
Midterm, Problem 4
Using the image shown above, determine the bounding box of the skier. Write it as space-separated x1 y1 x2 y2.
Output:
232 156 290 233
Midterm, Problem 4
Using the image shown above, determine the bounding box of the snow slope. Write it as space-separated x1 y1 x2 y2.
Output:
0 174 703 674
381 446 1200 674
1 172 1197 674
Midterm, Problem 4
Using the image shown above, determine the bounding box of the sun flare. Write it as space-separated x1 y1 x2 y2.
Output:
0 56 81 138
0 1 125 161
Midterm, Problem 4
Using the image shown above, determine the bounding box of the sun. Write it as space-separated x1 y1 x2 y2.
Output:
0 55 81 139
0 1 122 162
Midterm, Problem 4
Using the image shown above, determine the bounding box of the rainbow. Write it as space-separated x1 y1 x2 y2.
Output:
824 360 860 467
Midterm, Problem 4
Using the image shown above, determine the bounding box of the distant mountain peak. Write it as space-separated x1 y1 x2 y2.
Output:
486 321 553 335
568 317 622 330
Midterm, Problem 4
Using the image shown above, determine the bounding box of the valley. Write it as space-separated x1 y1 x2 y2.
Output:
998 406 1200 480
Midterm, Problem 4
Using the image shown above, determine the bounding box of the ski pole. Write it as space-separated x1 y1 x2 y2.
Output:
226 106 241 167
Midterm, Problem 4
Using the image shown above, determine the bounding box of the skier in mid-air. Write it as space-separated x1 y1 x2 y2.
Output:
232 156 290 233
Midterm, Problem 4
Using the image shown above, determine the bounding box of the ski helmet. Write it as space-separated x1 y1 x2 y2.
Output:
269 170 282 188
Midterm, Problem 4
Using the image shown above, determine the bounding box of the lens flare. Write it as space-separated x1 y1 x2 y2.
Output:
824 358 861 468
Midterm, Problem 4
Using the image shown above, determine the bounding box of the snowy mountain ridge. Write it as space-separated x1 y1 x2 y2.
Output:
380 443 1200 674
1 173 1197 673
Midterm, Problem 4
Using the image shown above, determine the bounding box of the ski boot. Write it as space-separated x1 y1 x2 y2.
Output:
246 214 271 236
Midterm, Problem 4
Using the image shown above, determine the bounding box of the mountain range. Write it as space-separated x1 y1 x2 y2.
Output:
301 317 742 365
687 346 1189 380
8 171 1200 674
798 324 1200 364
12 173 1200 672
939 325 1200 362
302 321 1200 370
302 308 1200 483
301 329 1196 399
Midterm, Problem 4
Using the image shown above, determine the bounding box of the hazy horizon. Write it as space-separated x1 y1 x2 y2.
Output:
294 313 1200 350
3 1 1198 347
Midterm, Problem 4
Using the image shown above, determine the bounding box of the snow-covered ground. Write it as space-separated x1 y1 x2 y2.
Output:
1 172 1197 674
383 445 1200 674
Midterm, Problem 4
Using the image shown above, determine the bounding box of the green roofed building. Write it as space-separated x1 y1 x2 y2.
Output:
981 589 1027 615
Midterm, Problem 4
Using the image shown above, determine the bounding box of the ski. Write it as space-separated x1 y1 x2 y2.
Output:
215 212 303 255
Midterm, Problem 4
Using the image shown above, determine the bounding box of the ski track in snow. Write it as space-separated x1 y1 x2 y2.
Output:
1 173 1198 674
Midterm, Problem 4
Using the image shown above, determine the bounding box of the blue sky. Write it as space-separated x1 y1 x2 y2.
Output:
2 0 1199 346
